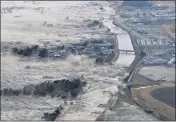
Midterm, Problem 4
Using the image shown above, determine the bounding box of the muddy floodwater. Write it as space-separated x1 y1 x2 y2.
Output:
1 1 157 120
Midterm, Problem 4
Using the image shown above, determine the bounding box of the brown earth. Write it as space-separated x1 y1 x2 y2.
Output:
131 82 175 121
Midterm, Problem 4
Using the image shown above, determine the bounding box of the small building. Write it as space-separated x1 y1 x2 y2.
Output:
101 49 112 55
89 53 98 58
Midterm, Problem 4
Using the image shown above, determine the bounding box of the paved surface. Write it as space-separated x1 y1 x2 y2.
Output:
152 87 175 108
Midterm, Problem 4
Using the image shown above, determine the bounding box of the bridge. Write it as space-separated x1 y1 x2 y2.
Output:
117 49 135 54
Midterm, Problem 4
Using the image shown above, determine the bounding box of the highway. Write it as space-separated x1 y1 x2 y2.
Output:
126 48 175 98
112 19 175 97
113 20 145 40
112 18 175 83
127 48 175 82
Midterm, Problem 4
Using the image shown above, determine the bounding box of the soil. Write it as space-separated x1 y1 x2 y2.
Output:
131 82 175 121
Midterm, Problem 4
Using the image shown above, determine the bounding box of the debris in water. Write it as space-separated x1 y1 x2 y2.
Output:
42 105 64 121
1 78 87 98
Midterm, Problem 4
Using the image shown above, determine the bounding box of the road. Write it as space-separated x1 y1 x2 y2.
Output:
113 19 175 97
113 19 175 83
110 5 175 121
113 20 145 40
127 48 175 84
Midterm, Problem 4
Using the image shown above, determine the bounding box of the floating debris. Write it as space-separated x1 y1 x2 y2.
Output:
1 78 87 98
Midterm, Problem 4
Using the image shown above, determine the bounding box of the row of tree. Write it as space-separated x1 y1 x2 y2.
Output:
12 45 48 58
1 78 86 98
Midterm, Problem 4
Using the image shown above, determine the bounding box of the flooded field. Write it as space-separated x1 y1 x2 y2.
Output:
1 1 123 120
139 66 175 82
1 1 157 120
